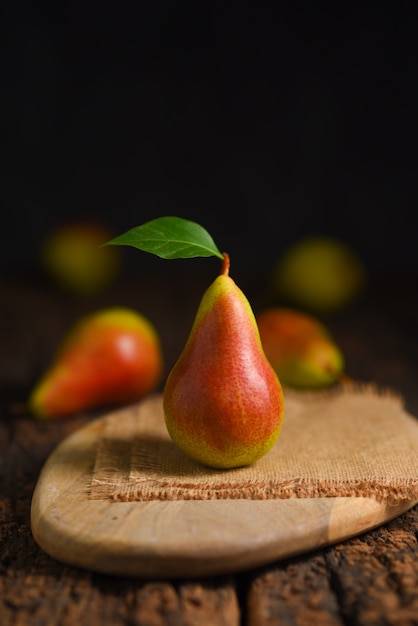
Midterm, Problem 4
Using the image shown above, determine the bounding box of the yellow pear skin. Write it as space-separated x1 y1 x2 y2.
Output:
163 255 285 469
257 307 345 389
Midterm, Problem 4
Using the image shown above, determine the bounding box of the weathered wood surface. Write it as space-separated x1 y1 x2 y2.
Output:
1 269 418 625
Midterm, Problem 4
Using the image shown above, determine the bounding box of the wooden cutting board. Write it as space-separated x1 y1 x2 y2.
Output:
31 398 417 579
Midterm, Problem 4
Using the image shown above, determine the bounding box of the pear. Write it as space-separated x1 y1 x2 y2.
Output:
256 307 345 389
41 221 121 296
272 236 366 314
163 254 285 469
29 307 163 419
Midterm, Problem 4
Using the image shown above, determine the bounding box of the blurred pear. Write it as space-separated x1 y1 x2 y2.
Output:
257 307 345 389
271 236 366 314
41 221 121 296
29 307 163 419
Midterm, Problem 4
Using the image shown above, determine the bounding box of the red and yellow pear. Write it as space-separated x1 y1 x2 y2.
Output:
257 307 345 389
163 254 285 469
29 307 163 419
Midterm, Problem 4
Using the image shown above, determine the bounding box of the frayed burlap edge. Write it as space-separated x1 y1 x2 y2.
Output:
89 384 418 503
91 478 418 503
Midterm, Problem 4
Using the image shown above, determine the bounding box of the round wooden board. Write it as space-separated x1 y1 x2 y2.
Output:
31 404 417 579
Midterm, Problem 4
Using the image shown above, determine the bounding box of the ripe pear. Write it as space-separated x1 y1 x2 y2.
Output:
163 254 285 470
272 236 366 314
256 307 345 389
41 221 121 296
29 308 163 419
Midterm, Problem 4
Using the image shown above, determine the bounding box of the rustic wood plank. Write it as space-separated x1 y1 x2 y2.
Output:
1 568 240 626
324 506 418 625
246 553 344 626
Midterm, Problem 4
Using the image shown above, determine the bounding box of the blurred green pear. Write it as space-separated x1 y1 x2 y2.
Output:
41 221 121 296
271 236 366 314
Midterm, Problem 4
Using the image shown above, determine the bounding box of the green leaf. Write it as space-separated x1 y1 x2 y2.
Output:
104 216 224 260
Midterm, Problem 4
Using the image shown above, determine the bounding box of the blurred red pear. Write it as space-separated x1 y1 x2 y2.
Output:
257 307 345 389
29 307 163 419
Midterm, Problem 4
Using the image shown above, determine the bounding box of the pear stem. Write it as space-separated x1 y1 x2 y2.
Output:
337 371 356 385
221 253 230 276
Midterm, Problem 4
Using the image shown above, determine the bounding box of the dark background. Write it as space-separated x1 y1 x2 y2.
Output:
2 1 418 278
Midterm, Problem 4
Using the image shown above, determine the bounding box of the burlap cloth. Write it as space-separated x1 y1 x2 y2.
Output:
90 384 418 502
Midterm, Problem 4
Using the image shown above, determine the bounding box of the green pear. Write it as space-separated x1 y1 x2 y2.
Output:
272 236 366 314
29 308 163 419
163 254 285 469
257 307 345 389
41 221 121 296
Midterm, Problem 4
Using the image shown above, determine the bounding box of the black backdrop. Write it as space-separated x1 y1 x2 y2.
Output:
3 2 418 276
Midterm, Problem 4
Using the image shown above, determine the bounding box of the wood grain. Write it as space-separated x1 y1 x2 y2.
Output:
31 402 417 579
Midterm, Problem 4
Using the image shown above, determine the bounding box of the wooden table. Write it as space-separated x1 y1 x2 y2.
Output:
1 263 418 625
